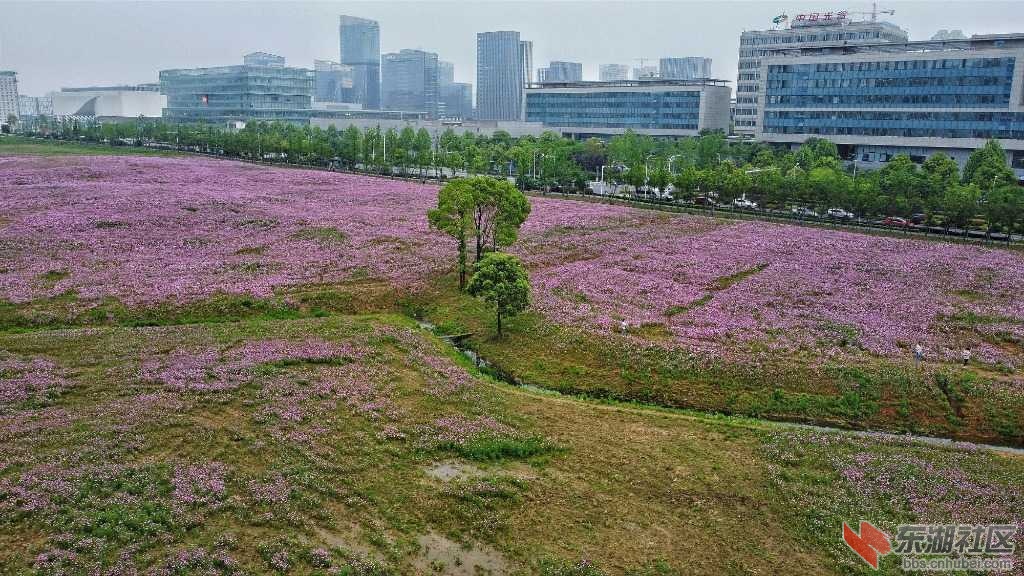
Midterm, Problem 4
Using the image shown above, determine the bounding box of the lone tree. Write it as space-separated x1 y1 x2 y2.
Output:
466 176 531 262
466 253 530 338
428 179 475 290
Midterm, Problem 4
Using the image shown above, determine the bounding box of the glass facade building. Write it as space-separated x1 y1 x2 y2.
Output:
477 31 529 121
539 61 583 83
735 17 908 135
757 37 1024 177
382 49 440 118
524 81 731 137
659 57 713 80
339 15 381 110
160 55 313 124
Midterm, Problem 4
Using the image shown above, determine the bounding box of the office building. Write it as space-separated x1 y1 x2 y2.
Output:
438 61 455 86
660 57 713 80
525 79 731 137
477 31 530 121
160 54 313 124
599 64 631 82
52 85 166 118
440 82 473 119
520 40 533 86
0 71 19 126
339 15 381 110
382 49 440 117
19 95 53 117
735 10 908 135
314 60 354 103
757 33 1024 178
632 65 658 80
538 61 583 83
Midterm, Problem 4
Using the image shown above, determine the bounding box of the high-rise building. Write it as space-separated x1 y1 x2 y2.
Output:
599 64 631 82
314 60 354 103
538 61 583 83
477 31 529 121
757 33 1024 179
440 82 474 120
632 65 658 80
520 40 533 86
339 15 381 110
382 49 440 117
0 71 19 126
438 60 455 86
160 54 313 124
735 10 908 135
659 57 712 80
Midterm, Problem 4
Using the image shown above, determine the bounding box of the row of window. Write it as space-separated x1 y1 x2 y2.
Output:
765 125 1024 139
739 30 898 46
765 93 1011 107
769 57 1014 74
768 76 1012 89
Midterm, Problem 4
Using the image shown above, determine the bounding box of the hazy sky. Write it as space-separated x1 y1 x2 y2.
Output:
4 0 1024 97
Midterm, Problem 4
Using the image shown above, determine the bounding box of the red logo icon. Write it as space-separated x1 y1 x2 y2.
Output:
843 521 892 569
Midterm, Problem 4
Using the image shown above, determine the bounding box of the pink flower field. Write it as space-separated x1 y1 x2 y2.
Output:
3 154 1024 369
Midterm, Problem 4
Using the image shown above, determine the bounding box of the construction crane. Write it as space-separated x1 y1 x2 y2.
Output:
846 2 895 21
632 58 657 80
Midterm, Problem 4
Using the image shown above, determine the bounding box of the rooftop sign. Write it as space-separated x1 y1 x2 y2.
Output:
791 10 848 27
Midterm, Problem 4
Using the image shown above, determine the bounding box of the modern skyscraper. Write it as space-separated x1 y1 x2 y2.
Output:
734 11 907 135
314 60 354 103
440 82 474 120
477 31 529 120
659 57 713 80
519 40 533 86
0 71 19 126
438 60 455 87
599 64 631 82
538 61 583 83
339 15 381 110
382 49 440 117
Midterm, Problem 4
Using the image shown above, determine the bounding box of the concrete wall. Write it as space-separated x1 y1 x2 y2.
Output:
52 91 167 118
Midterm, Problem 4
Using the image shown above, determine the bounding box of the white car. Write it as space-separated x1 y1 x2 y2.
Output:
791 206 819 218
826 208 855 219
733 198 758 209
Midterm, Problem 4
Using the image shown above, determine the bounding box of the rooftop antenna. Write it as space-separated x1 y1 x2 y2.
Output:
848 2 895 22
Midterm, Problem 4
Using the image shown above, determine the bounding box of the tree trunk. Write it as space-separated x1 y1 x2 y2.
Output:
496 310 503 338
458 233 467 291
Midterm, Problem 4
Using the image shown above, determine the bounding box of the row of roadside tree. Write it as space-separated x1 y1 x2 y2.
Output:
17 116 1024 236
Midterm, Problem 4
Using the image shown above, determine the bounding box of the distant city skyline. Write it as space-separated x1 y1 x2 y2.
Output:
3 1 1024 96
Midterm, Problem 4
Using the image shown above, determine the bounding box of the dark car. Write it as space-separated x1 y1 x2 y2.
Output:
882 216 909 228
909 213 927 225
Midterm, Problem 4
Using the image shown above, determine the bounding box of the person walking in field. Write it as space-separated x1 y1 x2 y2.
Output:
913 342 924 366
962 348 971 366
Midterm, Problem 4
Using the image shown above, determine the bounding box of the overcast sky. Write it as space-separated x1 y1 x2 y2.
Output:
3 0 1024 97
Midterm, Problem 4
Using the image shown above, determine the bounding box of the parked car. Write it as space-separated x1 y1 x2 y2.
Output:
733 197 758 209
791 206 819 218
826 208 855 220
881 216 909 227
909 213 927 225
